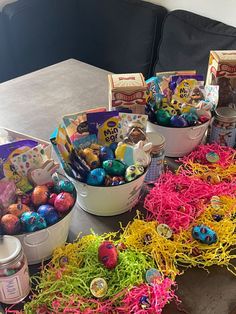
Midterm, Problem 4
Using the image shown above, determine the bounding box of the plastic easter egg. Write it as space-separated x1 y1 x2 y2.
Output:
58 180 74 193
210 196 222 209
139 296 151 309
1 214 21 235
155 109 171 126
103 160 126 176
156 224 173 239
48 193 57 205
109 142 118 152
192 225 217 245
99 146 114 162
90 278 108 298
54 192 75 213
20 212 47 233
125 165 144 182
87 168 106 186
59 256 69 268
8 203 30 217
206 152 220 163
31 185 49 207
170 115 188 127
98 241 118 269
145 268 162 284
37 204 59 225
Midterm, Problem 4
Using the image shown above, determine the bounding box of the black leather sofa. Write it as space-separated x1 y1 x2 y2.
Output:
1 0 236 83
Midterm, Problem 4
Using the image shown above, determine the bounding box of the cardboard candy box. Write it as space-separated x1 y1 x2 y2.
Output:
108 73 147 114
206 50 236 108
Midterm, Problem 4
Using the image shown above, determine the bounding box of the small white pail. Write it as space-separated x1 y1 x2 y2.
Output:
147 120 210 157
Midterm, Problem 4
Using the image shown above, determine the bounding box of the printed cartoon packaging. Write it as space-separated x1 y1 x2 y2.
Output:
108 73 147 114
206 50 236 108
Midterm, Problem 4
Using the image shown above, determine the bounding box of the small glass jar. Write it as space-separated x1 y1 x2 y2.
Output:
145 132 165 184
0 236 30 304
209 107 236 147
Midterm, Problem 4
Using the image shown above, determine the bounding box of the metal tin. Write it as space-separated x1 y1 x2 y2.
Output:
0 236 30 304
145 132 165 183
209 107 236 147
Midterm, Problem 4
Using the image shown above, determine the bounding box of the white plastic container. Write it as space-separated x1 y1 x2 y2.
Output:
147 120 210 157
15 207 75 265
69 173 146 216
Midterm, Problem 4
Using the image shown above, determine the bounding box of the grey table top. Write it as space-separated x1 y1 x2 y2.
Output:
0 59 235 314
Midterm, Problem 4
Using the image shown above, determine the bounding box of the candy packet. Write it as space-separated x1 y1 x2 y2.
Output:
119 113 148 143
87 111 120 145
62 107 106 147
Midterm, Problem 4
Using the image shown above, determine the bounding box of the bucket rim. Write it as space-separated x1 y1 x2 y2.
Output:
147 119 211 130
66 167 148 189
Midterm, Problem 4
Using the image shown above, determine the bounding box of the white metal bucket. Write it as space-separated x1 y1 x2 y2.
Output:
147 120 210 157
16 207 74 265
69 173 146 216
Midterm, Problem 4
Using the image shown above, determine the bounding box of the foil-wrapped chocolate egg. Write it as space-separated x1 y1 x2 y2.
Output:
109 142 118 152
125 165 144 182
31 185 49 207
90 278 108 298
38 204 59 225
99 146 114 162
54 192 75 213
8 203 30 217
48 193 57 205
103 160 126 176
98 241 118 269
58 180 74 193
170 115 188 127
1 214 21 235
111 176 125 186
86 168 106 186
155 109 171 126
20 212 47 233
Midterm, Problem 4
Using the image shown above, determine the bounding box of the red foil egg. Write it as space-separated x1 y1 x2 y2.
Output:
48 193 57 206
1 214 21 235
31 186 49 207
98 241 118 269
54 192 75 213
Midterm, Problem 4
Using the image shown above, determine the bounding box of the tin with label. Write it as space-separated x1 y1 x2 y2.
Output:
0 236 30 304
145 132 165 183
209 107 236 147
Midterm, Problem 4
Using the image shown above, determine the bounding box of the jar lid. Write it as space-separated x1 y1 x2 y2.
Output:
0 236 21 265
215 107 236 123
146 132 165 153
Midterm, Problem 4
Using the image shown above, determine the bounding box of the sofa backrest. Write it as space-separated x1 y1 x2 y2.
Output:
155 10 236 79
73 0 167 78
0 0 167 82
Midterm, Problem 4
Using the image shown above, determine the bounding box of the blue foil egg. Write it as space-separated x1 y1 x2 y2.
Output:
37 204 59 225
58 180 75 193
192 225 217 245
99 146 114 162
109 142 118 152
87 168 106 186
20 212 47 233
170 115 188 127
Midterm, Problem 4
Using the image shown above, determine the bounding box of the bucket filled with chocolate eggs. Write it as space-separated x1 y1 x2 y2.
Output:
145 72 219 157
0 128 76 264
51 110 153 216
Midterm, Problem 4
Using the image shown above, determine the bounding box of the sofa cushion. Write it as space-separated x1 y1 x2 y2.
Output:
73 0 167 78
155 10 236 79
0 12 15 82
1 0 79 78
